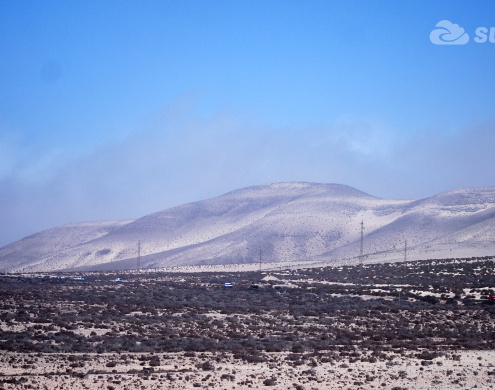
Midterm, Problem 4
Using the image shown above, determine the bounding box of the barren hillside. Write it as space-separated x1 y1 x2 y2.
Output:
1 182 495 272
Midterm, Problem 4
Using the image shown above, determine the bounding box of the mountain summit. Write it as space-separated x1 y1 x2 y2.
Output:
1 182 495 272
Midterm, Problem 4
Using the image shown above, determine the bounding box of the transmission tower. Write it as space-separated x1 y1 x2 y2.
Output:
359 221 364 264
259 248 262 272
137 240 141 271
404 240 407 262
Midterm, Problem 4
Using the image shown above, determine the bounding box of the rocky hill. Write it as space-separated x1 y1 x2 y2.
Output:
1 182 495 272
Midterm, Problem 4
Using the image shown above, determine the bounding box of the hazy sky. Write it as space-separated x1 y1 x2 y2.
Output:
2 1 495 246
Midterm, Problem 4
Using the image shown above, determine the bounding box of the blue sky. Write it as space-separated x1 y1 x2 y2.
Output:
1 1 495 246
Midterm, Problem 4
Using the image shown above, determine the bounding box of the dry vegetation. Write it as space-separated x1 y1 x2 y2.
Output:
0 257 494 389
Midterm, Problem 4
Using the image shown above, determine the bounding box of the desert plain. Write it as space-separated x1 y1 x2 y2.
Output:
1 257 494 389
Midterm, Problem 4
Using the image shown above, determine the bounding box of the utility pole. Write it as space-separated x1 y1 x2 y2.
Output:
404 240 407 262
359 220 364 264
137 240 141 272
259 248 262 272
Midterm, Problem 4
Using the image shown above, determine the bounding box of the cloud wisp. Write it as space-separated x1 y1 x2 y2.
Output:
1 105 494 247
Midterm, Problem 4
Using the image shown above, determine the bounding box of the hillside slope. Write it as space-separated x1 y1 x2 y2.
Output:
1 183 495 272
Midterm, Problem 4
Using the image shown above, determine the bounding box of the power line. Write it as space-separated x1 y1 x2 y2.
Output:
360 220 364 264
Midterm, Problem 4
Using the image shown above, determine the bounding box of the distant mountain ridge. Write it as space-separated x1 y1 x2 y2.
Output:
1 182 495 272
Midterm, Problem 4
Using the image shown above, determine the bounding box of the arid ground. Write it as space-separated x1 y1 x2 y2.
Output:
1 257 494 389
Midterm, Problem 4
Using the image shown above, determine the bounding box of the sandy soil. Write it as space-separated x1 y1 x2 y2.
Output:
2 258 494 389
0 350 494 389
